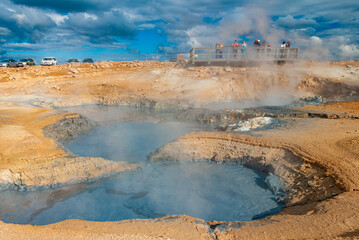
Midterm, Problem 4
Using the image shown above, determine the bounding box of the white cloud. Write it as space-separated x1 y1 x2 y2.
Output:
121 9 147 22
13 13 26 24
310 36 323 45
6 7 16 13
184 7 286 49
138 23 155 30
339 44 359 59
47 13 69 25
3 42 34 48
185 25 216 47
1 0 358 61
276 15 317 29
0 27 11 36
83 13 98 20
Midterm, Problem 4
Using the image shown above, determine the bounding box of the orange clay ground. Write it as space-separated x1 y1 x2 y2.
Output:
0 60 359 239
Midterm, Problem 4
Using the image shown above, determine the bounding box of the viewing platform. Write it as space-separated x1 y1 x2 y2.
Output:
189 46 299 65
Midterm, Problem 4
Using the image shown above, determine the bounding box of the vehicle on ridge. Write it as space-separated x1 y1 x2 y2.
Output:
41 57 57 66
67 58 80 63
83 58 94 63
19 58 36 66
7 59 23 68
0 59 9 67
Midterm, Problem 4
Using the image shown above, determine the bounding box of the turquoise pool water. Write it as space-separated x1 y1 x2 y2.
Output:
0 106 283 225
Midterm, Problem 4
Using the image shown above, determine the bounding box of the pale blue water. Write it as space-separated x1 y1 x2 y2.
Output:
0 106 283 225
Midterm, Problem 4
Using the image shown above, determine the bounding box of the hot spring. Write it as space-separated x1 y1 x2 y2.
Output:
0 106 283 225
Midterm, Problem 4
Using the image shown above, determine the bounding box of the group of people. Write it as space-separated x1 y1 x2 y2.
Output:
231 40 248 48
231 40 247 58
252 39 273 48
252 39 291 48
281 41 291 47
215 42 224 58
215 41 248 59
214 40 292 59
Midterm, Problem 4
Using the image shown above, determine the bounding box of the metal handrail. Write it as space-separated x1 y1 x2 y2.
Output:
189 46 298 64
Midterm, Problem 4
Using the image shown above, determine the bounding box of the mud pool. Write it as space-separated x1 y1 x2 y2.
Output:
0 106 283 225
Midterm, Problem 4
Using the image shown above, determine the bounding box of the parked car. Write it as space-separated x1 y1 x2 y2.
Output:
0 59 9 67
7 59 22 67
19 58 36 66
41 57 57 66
67 58 79 63
83 58 94 63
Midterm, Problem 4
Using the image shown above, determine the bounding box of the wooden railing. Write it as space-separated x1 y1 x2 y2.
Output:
189 46 298 64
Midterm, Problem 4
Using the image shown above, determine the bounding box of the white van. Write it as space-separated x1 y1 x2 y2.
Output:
41 57 57 66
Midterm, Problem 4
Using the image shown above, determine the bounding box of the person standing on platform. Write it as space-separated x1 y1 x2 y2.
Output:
219 42 224 59
215 42 220 59
241 41 247 53
232 40 239 58
280 41 286 58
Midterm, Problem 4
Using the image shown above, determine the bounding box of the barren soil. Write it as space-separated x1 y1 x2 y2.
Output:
0 60 359 239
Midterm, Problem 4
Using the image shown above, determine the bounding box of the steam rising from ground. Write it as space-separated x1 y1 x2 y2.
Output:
185 6 359 61
227 117 272 131
0 106 283 225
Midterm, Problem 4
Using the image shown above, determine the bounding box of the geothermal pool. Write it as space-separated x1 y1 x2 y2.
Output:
0 106 283 225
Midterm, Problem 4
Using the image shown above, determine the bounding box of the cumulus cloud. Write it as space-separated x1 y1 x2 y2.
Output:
297 36 332 61
0 1 56 44
339 44 359 60
184 7 286 50
0 27 11 36
10 0 114 13
46 13 69 25
310 36 323 45
64 9 137 43
276 15 317 29
0 0 358 61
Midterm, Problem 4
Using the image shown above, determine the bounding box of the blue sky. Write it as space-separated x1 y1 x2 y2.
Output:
0 0 358 63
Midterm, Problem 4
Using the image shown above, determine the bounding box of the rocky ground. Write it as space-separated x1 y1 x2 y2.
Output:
0 60 358 109
0 60 359 239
